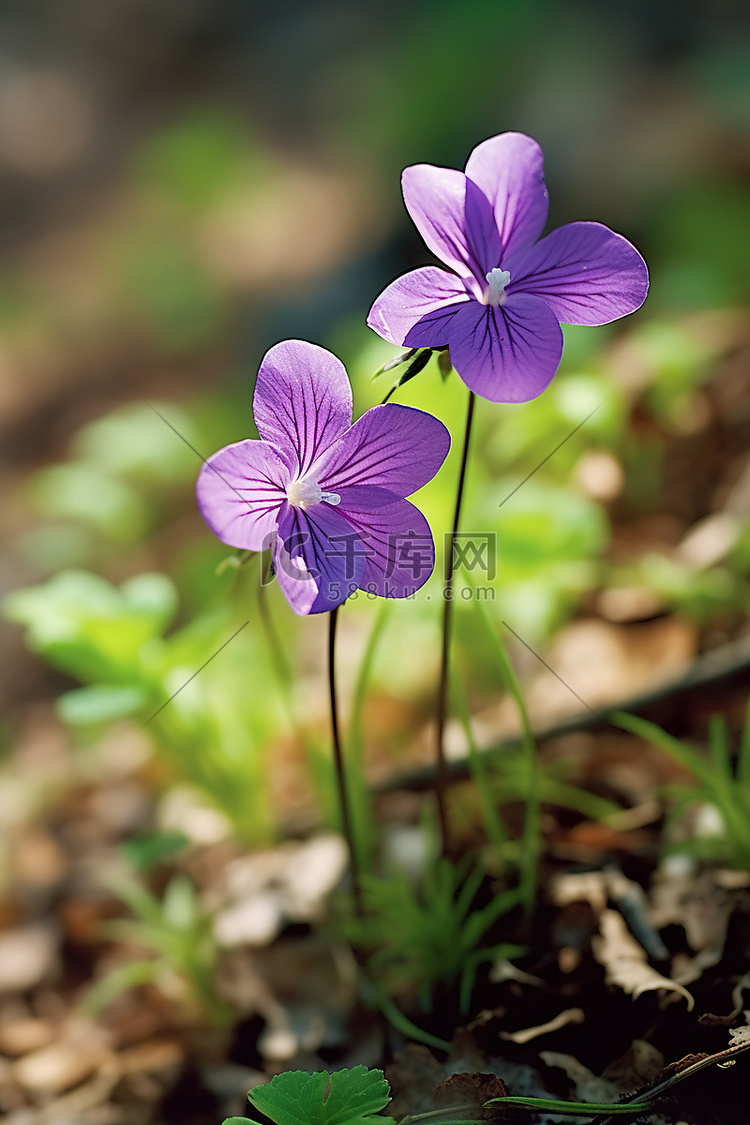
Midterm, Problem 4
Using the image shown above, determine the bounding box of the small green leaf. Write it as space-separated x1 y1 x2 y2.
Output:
248 1068 395 1125
57 684 148 725
485 1096 657 1116
437 349 453 378
82 959 160 1016
121 831 189 871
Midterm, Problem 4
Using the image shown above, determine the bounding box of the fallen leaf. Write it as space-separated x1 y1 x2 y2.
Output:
550 870 608 913
118 1038 184 1075
529 616 697 719
651 861 733 985
13 1032 111 1094
730 973 750 1020
0 1017 56 1056
499 1008 585 1044
0 924 58 993
539 1050 619 1105
592 908 695 1009
386 1045 445 1119
600 1038 664 1092
432 1072 508 1116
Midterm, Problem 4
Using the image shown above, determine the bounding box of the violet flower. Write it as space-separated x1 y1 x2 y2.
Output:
367 132 649 403
197 340 450 615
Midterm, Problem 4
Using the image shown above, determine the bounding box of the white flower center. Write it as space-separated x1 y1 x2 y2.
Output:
483 268 511 306
286 476 340 510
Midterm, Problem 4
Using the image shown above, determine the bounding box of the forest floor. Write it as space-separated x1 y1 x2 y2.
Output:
1 654 749 1125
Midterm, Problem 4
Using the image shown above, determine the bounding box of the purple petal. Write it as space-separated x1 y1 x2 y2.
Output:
340 497 436 597
335 485 406 509
313 403 450 497
506 221 649 325
253 340 352 476
274 502 367 615
401 165 476 278
438 292 564 403
464 133 549 260
401 165 501 282
196 439 288 551
367 267 470 347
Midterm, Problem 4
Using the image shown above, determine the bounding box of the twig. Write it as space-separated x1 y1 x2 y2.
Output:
485 1033 750 1122
375 634 750 795
591 1033 750 1124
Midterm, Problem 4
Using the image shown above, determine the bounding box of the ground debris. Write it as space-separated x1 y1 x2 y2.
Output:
592 909 695 1009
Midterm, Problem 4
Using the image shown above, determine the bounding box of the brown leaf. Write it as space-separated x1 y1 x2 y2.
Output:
433 1071 508 1114
499 1008 585 1045
592 908 695 1009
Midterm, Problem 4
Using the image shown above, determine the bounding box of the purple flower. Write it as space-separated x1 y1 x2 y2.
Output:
197 340 450 615
367 132 649 403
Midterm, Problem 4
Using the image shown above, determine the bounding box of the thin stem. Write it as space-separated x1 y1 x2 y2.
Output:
375 987 452 1052
328 606 363 914
436 390 476 856
590 1035 750 1125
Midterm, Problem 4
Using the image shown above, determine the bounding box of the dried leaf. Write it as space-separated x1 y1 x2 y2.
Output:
539 1051 619 1104
432 1072 508 1118
730 971 750 1018
592 909 695 1009
499 1008 585 1044
550 870 608 913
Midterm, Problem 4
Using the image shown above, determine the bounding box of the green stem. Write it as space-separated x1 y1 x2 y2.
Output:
488 1098 656 1117
487 1035 750 1121
375 987 452 1052
436 390 476 856
347 601 392 872
328 606 363 914
399 1112 482 1125
453 669 509 863
473 600 540 916
592 1035 750 1125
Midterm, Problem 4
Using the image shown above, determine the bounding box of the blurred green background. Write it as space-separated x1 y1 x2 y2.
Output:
1 0 749 841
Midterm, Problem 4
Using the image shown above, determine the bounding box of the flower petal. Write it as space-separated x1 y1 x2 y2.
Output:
439 292 564 402
334 485 407 509
367 267 470 347
401 164 502 282
253 340 352 476
340 497 436 597
314 403 450 497
506 221 649 325
464 132 549 260
196 439 288 551
401 164 476 278
274 502 367 615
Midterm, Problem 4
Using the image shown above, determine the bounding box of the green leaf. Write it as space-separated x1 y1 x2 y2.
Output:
57 684 148 725
121 831 189 871
120 573 178 628
248 1068 395 1125
73 400 198 484
485 1096 657 1116
3 570 175 684
82 959 160 1016
28 462 148 543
